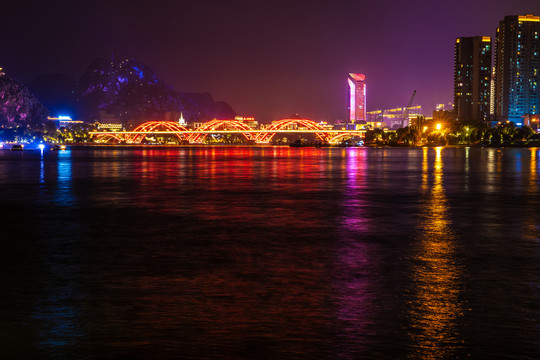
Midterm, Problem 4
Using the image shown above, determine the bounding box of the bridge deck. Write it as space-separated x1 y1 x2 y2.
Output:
91 130 366 135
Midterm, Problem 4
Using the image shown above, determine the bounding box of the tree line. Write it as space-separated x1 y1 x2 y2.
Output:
363 121 540 147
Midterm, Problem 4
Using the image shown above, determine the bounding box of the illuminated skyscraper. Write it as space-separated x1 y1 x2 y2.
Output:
490 66 496 116
348 73 366 123
454 36 492 123
495 14 540 124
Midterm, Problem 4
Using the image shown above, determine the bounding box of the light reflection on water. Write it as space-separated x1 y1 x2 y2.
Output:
409 147 463 359
528 148 537 196
1 146 540 359
55 149 73 206
524 149 539 239
464 147 470 192
333 149 374 359
28 148 85 354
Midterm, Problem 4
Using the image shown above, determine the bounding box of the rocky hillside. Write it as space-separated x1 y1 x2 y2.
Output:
28 58 236 124
0 73 48 128
3 58 236 128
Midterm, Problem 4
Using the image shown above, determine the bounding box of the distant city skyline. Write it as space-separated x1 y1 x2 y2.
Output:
1 0 540 122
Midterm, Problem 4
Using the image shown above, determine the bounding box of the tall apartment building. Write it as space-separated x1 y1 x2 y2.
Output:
494 14 540 125
347 73 366 123
454 36 492 123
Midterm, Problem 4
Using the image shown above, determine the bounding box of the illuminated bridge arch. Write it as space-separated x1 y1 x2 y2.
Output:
128 121 189 143
189 119 255 143
92 133 126 143
327 132 364 145
256 118 330 143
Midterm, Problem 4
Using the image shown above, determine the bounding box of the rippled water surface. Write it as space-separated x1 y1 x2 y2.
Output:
1 146 540 359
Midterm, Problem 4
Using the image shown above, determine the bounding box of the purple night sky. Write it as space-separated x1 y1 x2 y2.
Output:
1 0 539 122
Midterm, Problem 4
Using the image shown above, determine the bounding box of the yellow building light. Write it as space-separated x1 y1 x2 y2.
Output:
482 37 491 42
518 14 540 22
456 38 460 43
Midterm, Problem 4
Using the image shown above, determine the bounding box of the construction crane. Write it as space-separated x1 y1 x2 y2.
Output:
402 90 417 127
397 90 418 144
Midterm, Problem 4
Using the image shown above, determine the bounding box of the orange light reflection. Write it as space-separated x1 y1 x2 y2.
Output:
409 147 463 359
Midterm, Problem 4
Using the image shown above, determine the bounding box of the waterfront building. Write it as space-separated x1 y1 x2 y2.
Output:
235 116 258 129
94 120 123 131
317 121 334 130
193 122 205 129
367 106 422 129
348 73 366 123
47 116 84 128
333 120 347 130
436 103 454 112
494 14 540 125
454 36 492 123
409 115 426 130
95 111 124 131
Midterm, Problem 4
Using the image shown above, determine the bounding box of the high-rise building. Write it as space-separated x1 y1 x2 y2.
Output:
494 14 540 125
490 66 496 116
454 36 492 123
348 73 366 123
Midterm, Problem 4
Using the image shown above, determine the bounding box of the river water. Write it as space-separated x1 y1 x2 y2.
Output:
1 146 539 359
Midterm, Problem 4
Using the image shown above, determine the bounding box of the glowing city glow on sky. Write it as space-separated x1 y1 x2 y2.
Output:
1 1 540 124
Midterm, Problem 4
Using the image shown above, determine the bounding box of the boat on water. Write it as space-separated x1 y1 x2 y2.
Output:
10 144 23 151
51 144 66 151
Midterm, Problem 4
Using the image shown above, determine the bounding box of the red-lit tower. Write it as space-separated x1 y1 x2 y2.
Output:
348 73 366 123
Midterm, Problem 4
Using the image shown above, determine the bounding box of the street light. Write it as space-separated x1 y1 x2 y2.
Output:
532 119 538 132
436 123 442 131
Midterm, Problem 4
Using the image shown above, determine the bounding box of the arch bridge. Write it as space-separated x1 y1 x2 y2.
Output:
91 119 365 145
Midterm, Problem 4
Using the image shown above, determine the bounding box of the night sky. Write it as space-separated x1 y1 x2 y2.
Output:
1 0 539 122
